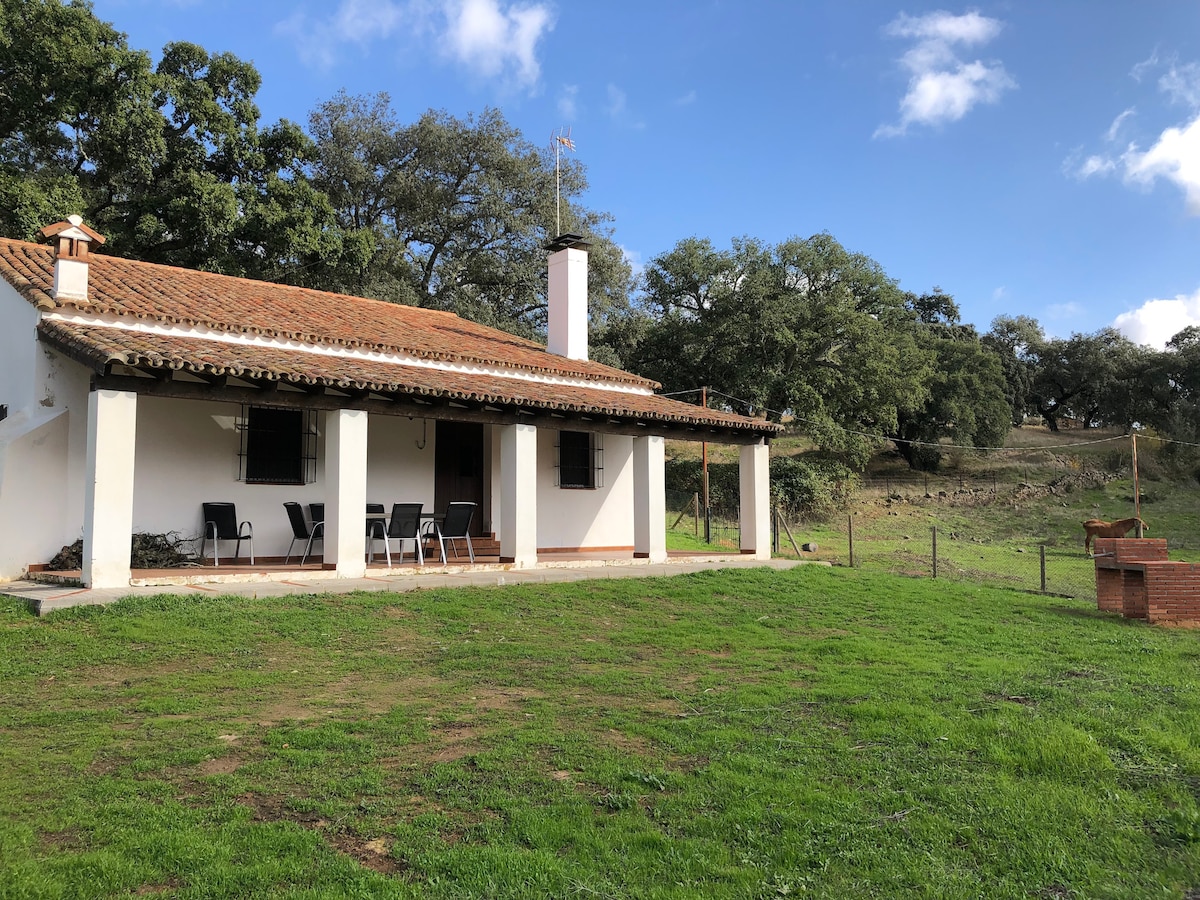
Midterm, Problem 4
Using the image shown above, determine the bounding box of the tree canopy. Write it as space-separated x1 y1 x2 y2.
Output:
627 234 941 467
8 0 1200 472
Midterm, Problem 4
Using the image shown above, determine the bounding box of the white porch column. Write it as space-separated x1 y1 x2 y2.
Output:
325 409 368 578
739 440 771 560
82 389 137 589
499 423 537 568
633 435 667 563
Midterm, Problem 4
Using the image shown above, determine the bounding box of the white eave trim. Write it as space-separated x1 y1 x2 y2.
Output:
42 310 656 397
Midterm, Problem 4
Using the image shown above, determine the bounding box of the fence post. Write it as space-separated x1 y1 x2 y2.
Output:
773 506 780 554
932 525 938 579
693 492 699 538
1040 544 1047 593
848 514 855 568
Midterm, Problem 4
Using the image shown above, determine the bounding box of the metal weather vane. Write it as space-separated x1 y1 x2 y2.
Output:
551 127 576 236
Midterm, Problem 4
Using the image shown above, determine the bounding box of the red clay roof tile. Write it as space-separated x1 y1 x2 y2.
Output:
37 320 776 432
2 236 779 436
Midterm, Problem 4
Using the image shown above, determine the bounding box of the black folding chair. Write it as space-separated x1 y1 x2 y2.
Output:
427 501 476 564
379 503 425 566
200 502 254 566
283 501 323 565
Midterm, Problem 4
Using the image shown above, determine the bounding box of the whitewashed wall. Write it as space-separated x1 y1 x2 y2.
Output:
534 429 635 551
0 284 94 579
129 399 438 560
366 415 438 517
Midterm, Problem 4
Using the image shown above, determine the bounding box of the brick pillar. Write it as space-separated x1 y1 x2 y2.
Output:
1144 563 1200 625
1096 568 1124 613
1121 570 1148 620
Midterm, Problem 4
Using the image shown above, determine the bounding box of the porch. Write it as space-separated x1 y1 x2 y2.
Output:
67 389 773 590
6 554 806 617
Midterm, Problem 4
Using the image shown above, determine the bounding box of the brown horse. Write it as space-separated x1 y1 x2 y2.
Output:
1082 517 1147 555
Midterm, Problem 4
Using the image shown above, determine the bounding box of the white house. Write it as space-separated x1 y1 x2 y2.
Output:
0 219 777 589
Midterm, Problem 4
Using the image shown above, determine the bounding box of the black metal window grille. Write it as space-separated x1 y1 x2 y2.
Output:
238 405 317 485
556 430 603 489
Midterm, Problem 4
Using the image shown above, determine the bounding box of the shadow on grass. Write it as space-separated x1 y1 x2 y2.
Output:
1042 603 1138 624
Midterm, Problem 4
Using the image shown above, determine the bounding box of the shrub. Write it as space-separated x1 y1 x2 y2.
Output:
771 456 857 518
664 455 857 520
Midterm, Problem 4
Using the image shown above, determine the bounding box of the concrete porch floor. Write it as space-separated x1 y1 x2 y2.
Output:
3 553 813 616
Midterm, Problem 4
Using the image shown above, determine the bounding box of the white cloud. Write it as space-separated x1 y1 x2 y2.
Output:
1113 288 1200 348
992 286 1006 301
876 10 1015 138
444 0 554 89
1160 62 1200 108
1070 53 1200 214
1105 108 1136 142
557 84 579 119
275 0 553 89
885 10 1002 46
676 90 697 106
1072 153 1117 178
333 0 407 40
1122 112 1200 213
620 244 645 282
1131 48 1161 82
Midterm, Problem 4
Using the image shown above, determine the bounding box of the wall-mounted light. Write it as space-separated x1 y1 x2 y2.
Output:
0 404 7 422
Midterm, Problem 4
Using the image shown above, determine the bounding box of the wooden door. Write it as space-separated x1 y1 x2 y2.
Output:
434 421 485 536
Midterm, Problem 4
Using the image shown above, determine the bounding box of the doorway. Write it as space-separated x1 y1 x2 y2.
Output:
434 421 485 536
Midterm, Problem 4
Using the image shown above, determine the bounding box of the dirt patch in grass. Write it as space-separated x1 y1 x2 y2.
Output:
86 752 127 777
38 827 85 852
198 755 243 775
240 791 326 827
685 648 733 659
597 728 662 758
427 723 483 762
468 685 545 710
327 834 406 876
238 791 407 876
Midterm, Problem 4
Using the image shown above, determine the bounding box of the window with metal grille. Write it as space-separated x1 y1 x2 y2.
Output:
556 430 603 489
238 405 317 485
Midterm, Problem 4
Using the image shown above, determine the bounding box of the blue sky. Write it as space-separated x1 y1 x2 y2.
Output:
90 0 1200 347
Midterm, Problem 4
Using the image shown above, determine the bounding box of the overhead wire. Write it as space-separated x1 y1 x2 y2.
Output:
672 385 1200 453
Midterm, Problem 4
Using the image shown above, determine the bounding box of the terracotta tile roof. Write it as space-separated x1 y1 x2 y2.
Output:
0 237 655 387
37 320 777 433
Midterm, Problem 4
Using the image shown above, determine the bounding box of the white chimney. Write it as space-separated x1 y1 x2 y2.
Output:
38 215 105 304
546 233 592 360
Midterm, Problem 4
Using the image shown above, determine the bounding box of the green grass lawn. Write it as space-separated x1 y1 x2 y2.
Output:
3 567 1200 898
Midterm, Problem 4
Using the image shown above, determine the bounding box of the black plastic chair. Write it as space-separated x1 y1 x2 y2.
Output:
200 502 253 566
365 503 388 563
284 501 323 566
427 501 476 564
378 503 424 567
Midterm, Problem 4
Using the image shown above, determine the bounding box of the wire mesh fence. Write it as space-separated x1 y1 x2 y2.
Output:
666 481 1104 601
666 490 743 550
837 520 1097 601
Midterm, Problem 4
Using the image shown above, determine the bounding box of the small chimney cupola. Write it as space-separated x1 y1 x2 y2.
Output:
37 215 105 304
545 232 592 361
